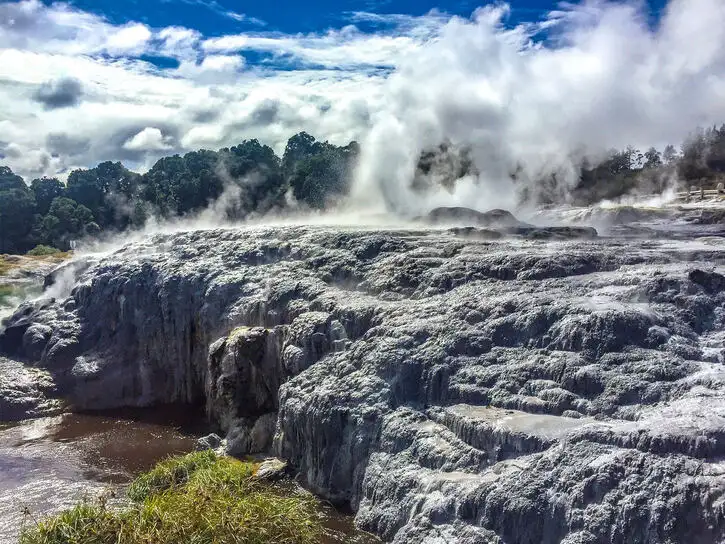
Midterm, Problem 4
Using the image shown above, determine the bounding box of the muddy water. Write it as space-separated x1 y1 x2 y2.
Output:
0 408 378 543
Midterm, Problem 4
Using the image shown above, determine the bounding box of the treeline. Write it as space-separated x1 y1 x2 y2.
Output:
0 132 358 253
2 125 725 254
567 125 725 204
407 125 725 206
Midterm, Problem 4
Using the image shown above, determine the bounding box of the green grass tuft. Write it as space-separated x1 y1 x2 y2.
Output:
20 502 122 544
127 449 219 501
19 451 324 544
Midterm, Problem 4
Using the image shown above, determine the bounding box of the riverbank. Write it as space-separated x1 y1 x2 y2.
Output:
1 409 376 543
20 450 324 544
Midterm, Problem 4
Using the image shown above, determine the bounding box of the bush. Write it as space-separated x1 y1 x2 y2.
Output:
19 451 323 544
26 245 61 256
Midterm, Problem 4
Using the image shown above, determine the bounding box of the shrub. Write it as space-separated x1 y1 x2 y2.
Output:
26 245 61 256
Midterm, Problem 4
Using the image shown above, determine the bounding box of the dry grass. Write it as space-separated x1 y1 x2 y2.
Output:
19 451 323 544
0 252 71 277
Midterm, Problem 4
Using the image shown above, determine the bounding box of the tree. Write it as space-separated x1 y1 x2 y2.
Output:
706 124 725 173
282 133 359 209
0 187 36 253
39 197 95 250
0 166 36 252
30 177 65 215
142 155 192 216
643 147 662 169
67 162 140 229
282 132 318 176
0 166 26 192
412 140 478 193
183 149 224 207
662 144 678 165
289 144 358 209
223 139 285 214
679 128 711 182
66 168 105 215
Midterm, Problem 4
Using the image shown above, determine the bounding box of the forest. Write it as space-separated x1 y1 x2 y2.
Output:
0 132 359 253
1 125 725 254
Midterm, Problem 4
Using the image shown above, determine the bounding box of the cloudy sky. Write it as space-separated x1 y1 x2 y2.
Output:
1 0 724 210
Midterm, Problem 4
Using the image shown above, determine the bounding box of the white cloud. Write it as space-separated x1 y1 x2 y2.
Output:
173 0 266 26
123 127 174 151
105 23 152 56
157 26 201 60
0 0 154 57
201 27 423 69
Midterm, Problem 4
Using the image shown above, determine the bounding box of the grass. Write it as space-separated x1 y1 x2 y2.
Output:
19 451 324 544
0 259 13 276
0 252 71 277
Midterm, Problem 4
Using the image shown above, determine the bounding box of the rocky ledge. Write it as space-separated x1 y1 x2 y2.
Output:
2 223 725 543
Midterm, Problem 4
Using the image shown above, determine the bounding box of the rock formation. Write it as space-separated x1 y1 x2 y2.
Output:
2 214 725 543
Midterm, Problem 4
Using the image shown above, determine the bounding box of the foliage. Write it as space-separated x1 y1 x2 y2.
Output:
568 125 725 204
20 451 323 544
30 177 65 216
412 140 478 193
26 245 61 256
0 133 359 253
284 133 359 209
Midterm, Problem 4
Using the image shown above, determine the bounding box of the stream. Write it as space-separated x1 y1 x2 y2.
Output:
0 407 377 543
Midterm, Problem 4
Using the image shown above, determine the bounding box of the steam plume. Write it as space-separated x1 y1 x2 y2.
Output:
352 0 725 215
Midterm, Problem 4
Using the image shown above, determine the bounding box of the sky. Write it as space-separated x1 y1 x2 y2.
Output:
0 0 723 211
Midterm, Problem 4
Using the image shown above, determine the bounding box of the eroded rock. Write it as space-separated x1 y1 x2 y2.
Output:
2 224 725 543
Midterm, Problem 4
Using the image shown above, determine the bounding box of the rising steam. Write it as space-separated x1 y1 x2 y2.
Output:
351 0 725 215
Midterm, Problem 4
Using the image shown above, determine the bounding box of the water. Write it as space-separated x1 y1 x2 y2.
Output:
0 408 377 543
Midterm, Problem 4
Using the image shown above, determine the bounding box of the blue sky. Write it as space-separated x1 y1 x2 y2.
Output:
43 0 669 36
1 0 723 212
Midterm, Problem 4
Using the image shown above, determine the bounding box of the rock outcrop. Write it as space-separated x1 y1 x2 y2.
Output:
2 224 725 543
0 357 61 420
423 207 525 227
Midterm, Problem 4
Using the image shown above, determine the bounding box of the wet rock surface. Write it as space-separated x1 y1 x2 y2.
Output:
2 223 725 543
0 357 61 421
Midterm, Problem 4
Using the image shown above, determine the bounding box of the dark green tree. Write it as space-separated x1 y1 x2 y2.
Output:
0 166 26 192
30 177 65 215
283 133 359 209
679 128 711 182
0 166 36 252
39 197 95 250
67 161 140 228
643 147 662 169
141 155 191 216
